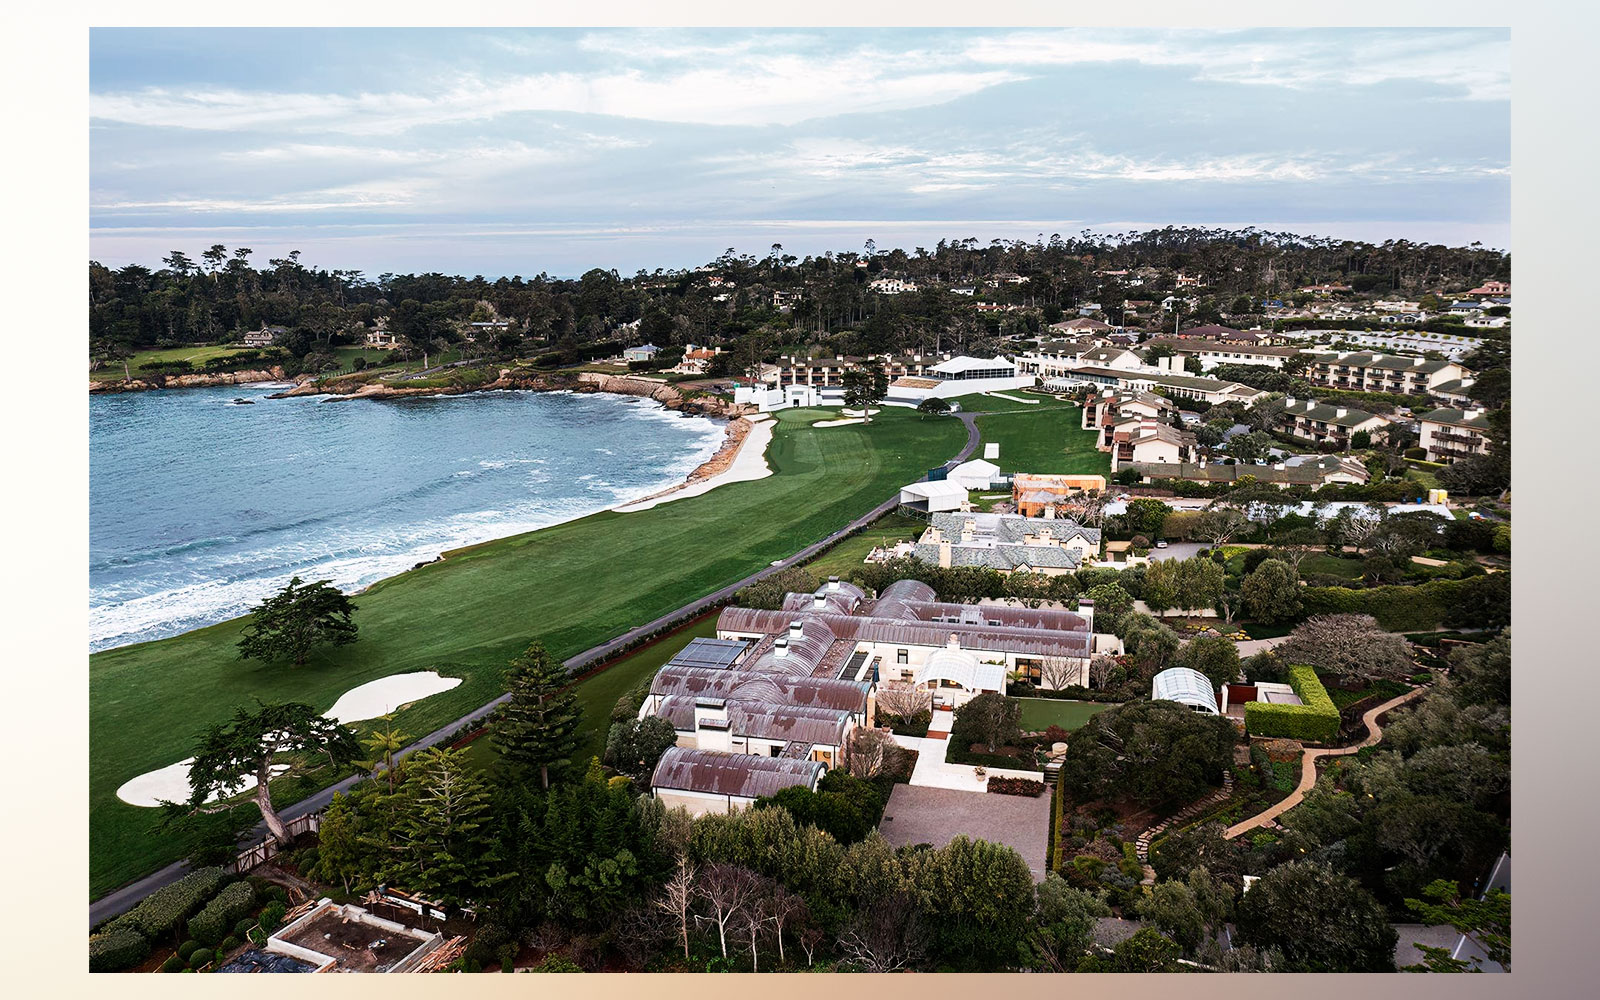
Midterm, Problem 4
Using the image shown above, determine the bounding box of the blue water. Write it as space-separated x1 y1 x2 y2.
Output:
89 385 727 651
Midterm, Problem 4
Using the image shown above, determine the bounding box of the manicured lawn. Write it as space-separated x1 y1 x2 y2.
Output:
1298 554 1367 579
89 404 966 898
800 511 927 580
90 344 268 380
1017 698 1110 732
972 403 1110 476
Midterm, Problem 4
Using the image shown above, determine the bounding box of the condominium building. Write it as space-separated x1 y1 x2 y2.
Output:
1418 407 1494 464
1278 397 1392 448
1303 351 1472 396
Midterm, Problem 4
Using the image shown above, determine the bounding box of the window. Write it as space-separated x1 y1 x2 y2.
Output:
769 745 781 757
897 649 909 665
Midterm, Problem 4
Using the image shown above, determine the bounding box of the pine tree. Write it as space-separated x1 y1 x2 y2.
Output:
493 642 582 789
387 746 510 905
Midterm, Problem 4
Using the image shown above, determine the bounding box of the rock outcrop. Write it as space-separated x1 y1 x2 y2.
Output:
89 366 295 394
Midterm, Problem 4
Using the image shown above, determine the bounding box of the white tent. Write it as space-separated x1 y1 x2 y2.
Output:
898 480 970 513
947 459 1002 490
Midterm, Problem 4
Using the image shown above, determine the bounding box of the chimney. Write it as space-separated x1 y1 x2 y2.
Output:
938 539 952 568
947 633 961 650
1335 407 1347 418
828 575 840 592
1414 357 1426 367
789 621 805 639
1043 505 1056 520
774 637 789 658
1285 395 1296 407
813 592 827 608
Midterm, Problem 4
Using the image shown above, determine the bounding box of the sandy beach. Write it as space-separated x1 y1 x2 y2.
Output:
614 415 774 513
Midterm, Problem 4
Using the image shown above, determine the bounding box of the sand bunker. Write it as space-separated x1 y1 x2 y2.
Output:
116 758 291 808
324 671 462 725
615 416 774 512
812 417 866 427
116 671 462 807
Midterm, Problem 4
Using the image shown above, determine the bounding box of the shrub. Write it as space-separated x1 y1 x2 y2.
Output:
987 776 1047 797
115 866 231 941
188 948 214 969
220 935 241 954
178 940 201 961
1244 665 1340 743
530 954 585 973
1300 574 1508 632
161 955 187 973
233 917 256 938
187 881 258 947
88 927 151 972
259 900 287 933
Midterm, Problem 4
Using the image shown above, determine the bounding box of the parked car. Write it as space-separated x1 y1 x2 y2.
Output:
1155 539 1169 549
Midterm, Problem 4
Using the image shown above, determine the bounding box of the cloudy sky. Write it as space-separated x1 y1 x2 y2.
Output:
89 27 1510 277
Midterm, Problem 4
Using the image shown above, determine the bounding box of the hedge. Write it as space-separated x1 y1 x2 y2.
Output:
1244 665 1340 743
110 866 230 941
89 927 151 972
1300 574 1509 632
186 881 258 947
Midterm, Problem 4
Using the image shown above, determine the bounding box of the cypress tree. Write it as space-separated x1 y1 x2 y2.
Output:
493 642 582 789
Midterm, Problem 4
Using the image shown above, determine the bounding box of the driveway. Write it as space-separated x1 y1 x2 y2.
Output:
878 783 1053 879
1146 541 1205 562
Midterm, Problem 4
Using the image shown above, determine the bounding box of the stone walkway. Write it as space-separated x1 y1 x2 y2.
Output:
891 733 1041 792
1135 767 1238 884
1224 685 1431 840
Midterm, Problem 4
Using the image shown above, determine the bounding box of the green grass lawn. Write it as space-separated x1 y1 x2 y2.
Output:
1016 698 1110 732
799 511 927 580
90 344 269 380
88 404 965 898
971 402 1110 476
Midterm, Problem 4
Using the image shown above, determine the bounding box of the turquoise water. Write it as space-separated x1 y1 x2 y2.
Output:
89 385 725 651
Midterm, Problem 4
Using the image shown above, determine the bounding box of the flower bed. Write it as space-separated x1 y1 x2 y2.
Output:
987 776 1047 797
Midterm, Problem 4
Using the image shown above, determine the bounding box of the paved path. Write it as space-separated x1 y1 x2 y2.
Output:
1224 685 1430 839
91 413 981 929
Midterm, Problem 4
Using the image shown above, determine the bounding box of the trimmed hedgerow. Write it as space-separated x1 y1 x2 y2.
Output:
160 955 186 973
987 776 1048 797
113 866 231 941
1245 665 1340 743
188 948 214 969
88 927 150 972
177 940 201 962
186 881 258 947
1300 574 1508 632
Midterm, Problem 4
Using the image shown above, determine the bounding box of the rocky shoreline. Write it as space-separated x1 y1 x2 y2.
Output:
90 365 747 421
88 366 293 393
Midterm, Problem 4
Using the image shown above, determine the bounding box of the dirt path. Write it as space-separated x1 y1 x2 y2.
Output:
1224 685 1430 839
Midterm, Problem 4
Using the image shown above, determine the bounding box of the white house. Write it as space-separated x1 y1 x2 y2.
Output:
623 343 660 363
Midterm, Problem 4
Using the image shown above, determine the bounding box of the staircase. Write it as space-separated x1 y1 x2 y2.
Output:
1134 769 1236 885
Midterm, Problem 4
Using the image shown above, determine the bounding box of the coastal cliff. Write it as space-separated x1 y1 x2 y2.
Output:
89 366 293 394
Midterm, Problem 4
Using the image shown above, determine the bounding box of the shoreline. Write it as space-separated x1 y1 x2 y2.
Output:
613 414 774 512
90 383 747 652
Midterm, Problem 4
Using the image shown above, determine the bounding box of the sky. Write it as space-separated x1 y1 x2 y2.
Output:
89 27 1511 278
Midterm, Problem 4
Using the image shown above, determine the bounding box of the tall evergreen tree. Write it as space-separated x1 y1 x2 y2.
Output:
492 642 582 789
387 746 511 905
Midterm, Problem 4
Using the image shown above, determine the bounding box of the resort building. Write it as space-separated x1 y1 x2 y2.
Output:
1302 351 1472 396
1418 407 1494 464
911 511 1101 575
1127 454 1371 489
1278 397 1392 449
1149 339 1302 371
883 355 1037 404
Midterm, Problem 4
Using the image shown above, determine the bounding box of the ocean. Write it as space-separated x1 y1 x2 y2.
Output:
89 384 727 651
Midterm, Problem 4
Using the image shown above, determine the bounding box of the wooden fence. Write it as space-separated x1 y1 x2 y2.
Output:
231 812 322 873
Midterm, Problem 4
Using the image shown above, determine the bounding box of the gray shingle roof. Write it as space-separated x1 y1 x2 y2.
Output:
1418 406 1491 431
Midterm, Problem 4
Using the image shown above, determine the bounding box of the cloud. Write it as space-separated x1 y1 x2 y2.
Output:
961 29 1509 102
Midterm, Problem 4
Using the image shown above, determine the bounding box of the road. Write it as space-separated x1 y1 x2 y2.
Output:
90 411 981 928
